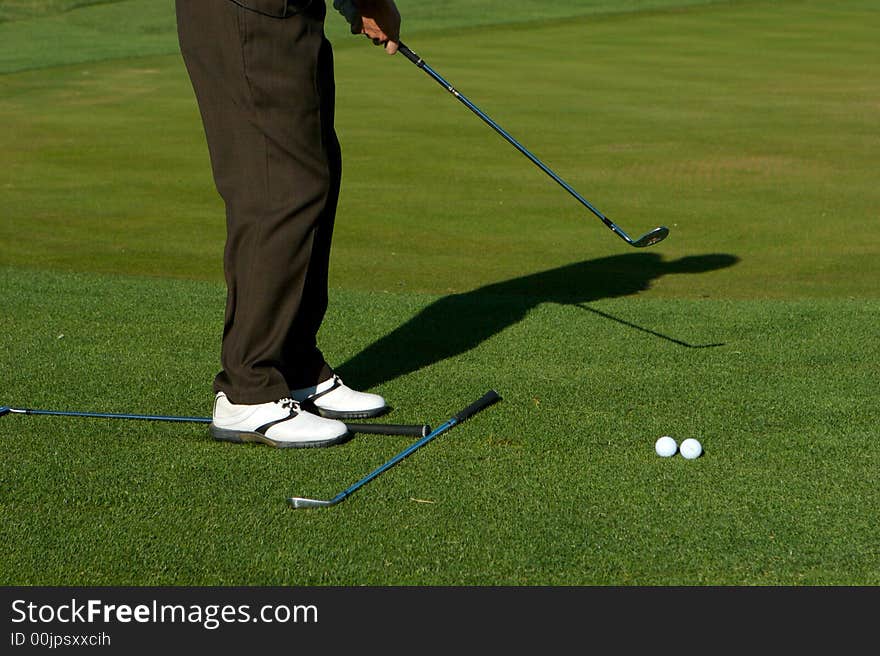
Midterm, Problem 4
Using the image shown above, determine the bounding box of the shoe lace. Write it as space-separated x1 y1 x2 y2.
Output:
276 398 301 414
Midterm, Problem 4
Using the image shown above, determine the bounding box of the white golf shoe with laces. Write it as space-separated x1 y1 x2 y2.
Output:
210 393 351 448
291 374 388 420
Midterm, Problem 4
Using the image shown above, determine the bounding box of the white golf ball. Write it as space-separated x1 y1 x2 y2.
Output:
655 435 677 457
680 438 703 460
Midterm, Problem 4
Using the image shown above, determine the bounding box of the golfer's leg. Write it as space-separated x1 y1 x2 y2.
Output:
177 0 333 404
280 35 341 390
277 32 388 419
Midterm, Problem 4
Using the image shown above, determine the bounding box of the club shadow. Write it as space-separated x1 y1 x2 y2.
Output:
571 304 726 348
336 252 739 391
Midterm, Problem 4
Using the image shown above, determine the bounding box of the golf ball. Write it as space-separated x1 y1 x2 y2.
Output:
680 438 703 460
655 435 677 457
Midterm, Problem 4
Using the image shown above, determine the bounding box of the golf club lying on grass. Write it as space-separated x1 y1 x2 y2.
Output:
288 389 502 509
398 43 669 249
0 406 430 437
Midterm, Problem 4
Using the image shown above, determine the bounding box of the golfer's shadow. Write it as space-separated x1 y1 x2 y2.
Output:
337 253 739 391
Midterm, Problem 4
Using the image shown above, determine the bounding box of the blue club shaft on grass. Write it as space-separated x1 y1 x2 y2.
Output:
288 390 502 508
6 407 209 423
326 417 458 506
1 406 430 437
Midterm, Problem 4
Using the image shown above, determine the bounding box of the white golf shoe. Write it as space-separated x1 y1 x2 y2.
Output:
210 392 351 448
290 374 388 420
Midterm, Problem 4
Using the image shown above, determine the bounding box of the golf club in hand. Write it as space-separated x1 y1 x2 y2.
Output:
398 43 669 249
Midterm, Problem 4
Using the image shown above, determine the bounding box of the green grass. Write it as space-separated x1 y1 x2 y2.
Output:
0 0 106 22
3 0 878 297
2 268 878 585
0 0 741 72
1 0 879 585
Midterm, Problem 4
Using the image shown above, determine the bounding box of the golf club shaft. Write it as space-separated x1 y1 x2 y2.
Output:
8 407 209 422
2 407 429 437
288 389 502 508
398 43 658 247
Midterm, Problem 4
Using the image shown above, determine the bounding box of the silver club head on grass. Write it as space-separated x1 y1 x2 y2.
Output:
288 497 338 509
0 406 10 417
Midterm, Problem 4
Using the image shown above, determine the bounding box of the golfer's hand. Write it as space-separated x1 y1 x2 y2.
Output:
352 0 400 54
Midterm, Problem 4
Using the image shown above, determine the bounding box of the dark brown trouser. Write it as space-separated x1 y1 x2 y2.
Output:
177 0 338 404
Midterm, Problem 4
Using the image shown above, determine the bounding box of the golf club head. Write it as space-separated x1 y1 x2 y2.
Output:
287 497 335 509
631 226 669 248
0 406 10 417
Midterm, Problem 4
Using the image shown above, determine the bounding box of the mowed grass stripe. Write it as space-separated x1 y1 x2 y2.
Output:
2 1 877 298
0 0 755 73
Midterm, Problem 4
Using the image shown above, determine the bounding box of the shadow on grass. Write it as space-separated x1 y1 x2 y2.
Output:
337 252 739 390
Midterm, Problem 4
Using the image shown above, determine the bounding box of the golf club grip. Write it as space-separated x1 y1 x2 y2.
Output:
346 423 430 437
399 42 421 65
454 390 501 423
